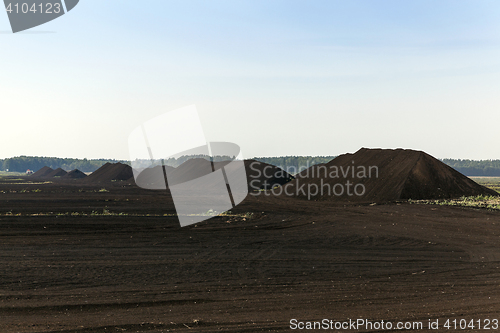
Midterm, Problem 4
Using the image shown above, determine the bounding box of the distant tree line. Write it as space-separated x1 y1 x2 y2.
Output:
254 156 337 175
164 155 234 167
0 156 128 173
132 155 235 169
441 159 500 176
2 155 500 176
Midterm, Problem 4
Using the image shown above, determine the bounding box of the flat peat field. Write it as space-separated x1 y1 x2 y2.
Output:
1 177 500 332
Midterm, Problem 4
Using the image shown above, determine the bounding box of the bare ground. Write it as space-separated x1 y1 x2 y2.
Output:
1 179 500 332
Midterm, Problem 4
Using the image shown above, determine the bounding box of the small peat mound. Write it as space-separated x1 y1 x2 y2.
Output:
283 148 498 202
62 169 87 179
84 163 133 183
45 168 68 178
31 166 54 178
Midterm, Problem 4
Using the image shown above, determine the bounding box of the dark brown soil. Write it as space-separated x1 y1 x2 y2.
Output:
0 177 500 332
2 147 500 332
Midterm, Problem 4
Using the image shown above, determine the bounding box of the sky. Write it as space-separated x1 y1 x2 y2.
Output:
1 0 499 160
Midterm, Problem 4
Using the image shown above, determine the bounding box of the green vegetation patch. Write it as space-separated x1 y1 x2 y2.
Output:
0 171 26 177
443 159 500 177
470 177 500 193
410 195 500 210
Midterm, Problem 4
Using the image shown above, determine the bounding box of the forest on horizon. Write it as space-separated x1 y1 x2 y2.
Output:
1 155 500 177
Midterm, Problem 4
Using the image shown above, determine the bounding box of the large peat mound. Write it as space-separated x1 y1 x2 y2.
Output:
31 166 54 178
284 148 498 202
84 163 133 183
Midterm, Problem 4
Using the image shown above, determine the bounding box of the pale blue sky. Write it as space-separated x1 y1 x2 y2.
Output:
1 0 499 160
